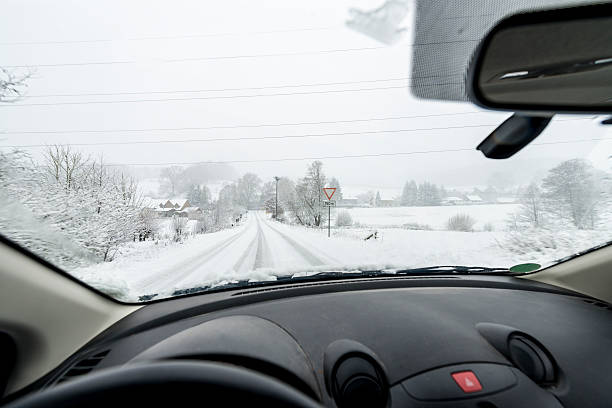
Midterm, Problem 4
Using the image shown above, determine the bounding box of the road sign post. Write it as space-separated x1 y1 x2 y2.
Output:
322 188 337 238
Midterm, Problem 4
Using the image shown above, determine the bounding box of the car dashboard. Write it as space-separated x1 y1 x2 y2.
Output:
10 276 612 407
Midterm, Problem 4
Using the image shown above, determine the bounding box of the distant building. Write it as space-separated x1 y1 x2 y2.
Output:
161 200 175 209
466 195 483 203
378 199 396 207
154 207 176 217
146 198 194 217
442 196 464 205
179 206 203 219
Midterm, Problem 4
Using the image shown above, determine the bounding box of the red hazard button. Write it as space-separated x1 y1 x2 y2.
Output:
451 371 483 393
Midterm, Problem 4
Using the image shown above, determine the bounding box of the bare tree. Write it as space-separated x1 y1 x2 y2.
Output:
159 166 183 196
171 215 188 242
236 173 262 209
518 182 544 227
0 67 32 103
296 161 326 226
44 145 88 191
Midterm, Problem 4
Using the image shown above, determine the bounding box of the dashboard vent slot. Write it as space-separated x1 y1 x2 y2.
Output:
582 299 612 311
56 350 109 384
232 276 459 296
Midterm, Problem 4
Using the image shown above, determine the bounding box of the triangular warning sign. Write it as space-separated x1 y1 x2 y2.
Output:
323 187 336 200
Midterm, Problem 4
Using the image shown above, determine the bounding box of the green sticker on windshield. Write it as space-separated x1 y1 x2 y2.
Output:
509 263 541 273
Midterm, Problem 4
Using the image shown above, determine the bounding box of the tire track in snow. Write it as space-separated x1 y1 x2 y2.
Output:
253 212 273 269
137 218 253 293
258 214 327 266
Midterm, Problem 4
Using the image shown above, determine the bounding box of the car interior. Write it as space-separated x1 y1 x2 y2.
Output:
1 1 612 407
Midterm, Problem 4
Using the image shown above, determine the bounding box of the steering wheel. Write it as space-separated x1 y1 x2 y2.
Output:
4 361 322 408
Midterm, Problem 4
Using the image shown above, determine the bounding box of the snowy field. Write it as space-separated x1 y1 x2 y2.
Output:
342 204 520 231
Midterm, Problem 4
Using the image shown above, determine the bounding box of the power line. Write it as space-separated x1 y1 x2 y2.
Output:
0 26 339 46
1 84 464 107
0 111 485 135
2 39 480 69
1 123 502 148
104 148 478 166
96 136 612 167
0 118 593 149
2 46 391 68
24 77 411 98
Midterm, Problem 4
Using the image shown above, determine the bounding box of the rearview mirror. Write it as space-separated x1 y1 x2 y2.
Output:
468 3 612 113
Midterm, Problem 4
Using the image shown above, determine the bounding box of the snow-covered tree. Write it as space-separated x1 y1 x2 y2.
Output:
328 177 343 200
417 182 441 206
236 173 262 209
0 67 31 103
518 182 544 228
542 159 600 229
171 215 188 242
0 148 147 266
295 161 327 226
375 191 382 207
401 180 418 206
187 184 210 208
259 180 276 208
277 178 301 223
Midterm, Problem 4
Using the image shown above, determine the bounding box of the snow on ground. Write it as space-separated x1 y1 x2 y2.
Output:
342 204 520 230
71 207 610 302
155 218 198 239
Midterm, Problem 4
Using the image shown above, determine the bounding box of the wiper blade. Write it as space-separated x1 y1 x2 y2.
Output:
282 265 512 282
138 266 512 301
394 265 511 275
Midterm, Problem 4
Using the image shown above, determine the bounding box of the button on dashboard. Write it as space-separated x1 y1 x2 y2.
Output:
401 363 516 401
451 371 483 393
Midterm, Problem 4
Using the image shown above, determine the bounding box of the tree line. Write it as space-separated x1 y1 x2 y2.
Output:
400 180 446 206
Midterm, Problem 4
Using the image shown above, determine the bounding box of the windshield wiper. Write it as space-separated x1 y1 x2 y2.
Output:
275 265 512 282
139 266 512 301
394 265 511 275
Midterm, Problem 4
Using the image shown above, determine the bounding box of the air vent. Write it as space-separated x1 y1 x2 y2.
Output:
56 350 109 384
232 276 459 296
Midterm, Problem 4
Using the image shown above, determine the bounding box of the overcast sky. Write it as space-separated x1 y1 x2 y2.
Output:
1 0 610 194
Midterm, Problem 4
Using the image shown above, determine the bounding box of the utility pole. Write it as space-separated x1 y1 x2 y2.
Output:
274 176 280 219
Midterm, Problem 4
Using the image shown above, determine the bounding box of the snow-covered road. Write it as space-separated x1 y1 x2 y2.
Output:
80 211 350 299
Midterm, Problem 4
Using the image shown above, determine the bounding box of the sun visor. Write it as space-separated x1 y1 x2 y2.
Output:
410 0 600 102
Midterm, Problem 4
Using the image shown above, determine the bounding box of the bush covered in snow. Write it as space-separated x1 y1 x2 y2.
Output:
336 210 353 227
171 215 188 242
0 148 148 268
446 213 476 232
483 222 494 232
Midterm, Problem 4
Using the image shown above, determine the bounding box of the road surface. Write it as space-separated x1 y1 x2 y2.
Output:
133 211 341 295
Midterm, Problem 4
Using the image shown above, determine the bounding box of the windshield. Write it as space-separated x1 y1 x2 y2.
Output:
1 0 611 302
